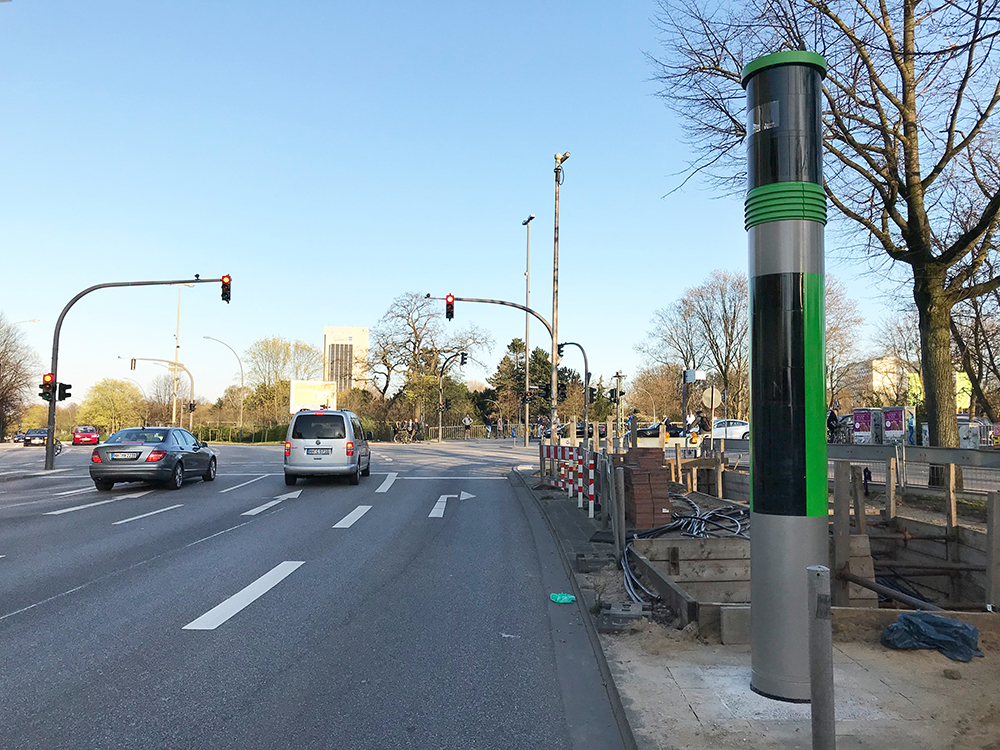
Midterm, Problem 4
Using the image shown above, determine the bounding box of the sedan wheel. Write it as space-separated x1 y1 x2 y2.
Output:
166 462 184 491
94 480 114 492
203 457 217 482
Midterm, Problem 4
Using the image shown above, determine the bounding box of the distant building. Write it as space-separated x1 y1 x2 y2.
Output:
322 327 369 393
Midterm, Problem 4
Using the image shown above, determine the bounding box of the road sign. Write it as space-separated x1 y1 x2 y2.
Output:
702 386 723 409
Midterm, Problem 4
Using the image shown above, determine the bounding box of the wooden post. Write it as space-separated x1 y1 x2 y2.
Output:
614 466 626 561
946 463 958 529
884 457 897 522
851 465 865 533
569 415 578 448
833 461 852 607
658 422 666 451
715 453 724 499
987 491 999 610
674 443 682 485
630 418 638 453
606 416 614 454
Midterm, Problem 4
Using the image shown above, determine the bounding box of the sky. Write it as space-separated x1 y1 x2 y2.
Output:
0 0 888 409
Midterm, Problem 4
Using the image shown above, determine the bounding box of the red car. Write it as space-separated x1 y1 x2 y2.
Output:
72 425 100 445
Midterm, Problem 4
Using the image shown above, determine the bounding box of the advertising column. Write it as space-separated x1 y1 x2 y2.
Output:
743 51 828 702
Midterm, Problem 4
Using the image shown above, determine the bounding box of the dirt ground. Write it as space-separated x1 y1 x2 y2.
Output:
601 614 1000 750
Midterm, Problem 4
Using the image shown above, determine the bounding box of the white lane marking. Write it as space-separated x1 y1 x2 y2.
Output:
242 499 283 516
54 487 97 497
515 464 535 471
460 491 476 500
182 560 304 631
185 521 253 549
429 494 457 518
219 474 273 493
375 472 398 493
44 490 154 515
381 457 394 463
112 504 184 525
333 505 372 528
401 476 507 480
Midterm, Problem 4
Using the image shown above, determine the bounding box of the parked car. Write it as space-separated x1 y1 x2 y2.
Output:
284 409 372 486
712 419 750 440
72 425 100 445
22 428 48 447
89 427 216 491
542 422 608 439
636 422 685 438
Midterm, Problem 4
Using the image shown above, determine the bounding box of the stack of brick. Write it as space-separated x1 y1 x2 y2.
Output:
623 448 673 529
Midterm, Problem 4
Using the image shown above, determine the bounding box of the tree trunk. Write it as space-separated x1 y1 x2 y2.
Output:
914 268 959 448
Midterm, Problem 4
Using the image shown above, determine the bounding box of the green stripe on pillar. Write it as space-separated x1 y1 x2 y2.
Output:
803 272 827 517
745 182 826 230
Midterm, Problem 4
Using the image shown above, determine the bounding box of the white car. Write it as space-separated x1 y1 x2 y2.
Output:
713 419 750 439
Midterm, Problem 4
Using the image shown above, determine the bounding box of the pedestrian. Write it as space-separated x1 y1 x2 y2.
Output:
827 409 839 442
497 416 504 438
485 415 492 438
462 413 472 439
696 411 711 434
535 415 544 438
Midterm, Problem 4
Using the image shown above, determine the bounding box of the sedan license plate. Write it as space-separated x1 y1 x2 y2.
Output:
306 448 332 455
111 452 140 460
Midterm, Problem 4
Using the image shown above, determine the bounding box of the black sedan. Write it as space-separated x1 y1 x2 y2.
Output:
89 427 217 492
22 428 48 446
636 422 685 438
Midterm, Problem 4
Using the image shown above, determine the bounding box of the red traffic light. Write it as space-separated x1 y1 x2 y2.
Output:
221 275 232 284
445 294 454 303
42 373 54 384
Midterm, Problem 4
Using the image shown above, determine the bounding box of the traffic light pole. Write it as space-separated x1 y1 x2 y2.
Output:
44 277 221 470
437 352 463 443
560 341 589 439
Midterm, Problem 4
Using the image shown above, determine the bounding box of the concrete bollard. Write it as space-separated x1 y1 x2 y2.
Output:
807 565 836 750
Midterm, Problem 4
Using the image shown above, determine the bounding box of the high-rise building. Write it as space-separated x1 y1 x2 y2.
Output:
322 327 369 393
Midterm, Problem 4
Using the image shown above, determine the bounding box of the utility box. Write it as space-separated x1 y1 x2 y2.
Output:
882 406 916 445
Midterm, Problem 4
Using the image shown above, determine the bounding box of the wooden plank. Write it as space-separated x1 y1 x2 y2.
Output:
631 551 698 627
674 559 750 582
677 580 751 604
885 457 897 521
833 461 852 607
851 465 865 533
988 491 1000 609
946 463 958 529
631 538 750 561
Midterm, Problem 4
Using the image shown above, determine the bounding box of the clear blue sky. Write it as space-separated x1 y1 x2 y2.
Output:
1 1 885 407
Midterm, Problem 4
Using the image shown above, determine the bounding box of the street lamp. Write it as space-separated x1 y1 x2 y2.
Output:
0 318 39 334
633 386 657 424
172 284 194 426
551 152 569 455
522 213 535 448
123 377 149 427
204 336 245 442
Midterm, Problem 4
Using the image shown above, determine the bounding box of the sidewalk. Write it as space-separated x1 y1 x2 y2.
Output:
515 464 1000 750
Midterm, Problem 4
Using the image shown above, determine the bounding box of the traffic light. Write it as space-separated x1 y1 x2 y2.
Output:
39 373 54 401
438 402 445 412
541 383 552 400
558 383 567 402
588 387 597 404
445 294 455 320
188 402 196 413
221 275 232 303
557 343 565 358
57 383 72 401
460 351 468 366
608 388 618 404
524 391 533 403
445 398 452 410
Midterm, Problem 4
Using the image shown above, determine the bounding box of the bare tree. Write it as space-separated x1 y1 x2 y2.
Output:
649 0 1000 447
637 302 705 370
0 316 40 438
826 276 866 408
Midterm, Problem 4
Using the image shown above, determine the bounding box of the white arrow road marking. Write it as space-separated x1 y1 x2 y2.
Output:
333 505 372 528
241 489 302 516
220 474 275 493
182 560 304 631
44 490 155 515
375 472 398 493
112 504 183 525
460 491 476 500
429 494 457 518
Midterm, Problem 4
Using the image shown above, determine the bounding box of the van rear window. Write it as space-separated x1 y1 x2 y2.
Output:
293 415 346 440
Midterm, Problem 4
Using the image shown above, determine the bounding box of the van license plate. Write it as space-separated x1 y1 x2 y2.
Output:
306 448 332 455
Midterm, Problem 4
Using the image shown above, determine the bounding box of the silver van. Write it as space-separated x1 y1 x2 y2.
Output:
283 409 372 486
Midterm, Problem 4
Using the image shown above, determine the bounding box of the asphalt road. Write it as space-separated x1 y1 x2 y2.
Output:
0 440 626 750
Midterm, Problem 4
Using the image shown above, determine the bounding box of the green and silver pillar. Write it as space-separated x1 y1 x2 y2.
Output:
742 51 828 702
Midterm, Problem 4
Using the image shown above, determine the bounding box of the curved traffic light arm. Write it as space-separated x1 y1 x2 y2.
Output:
43 276 224 470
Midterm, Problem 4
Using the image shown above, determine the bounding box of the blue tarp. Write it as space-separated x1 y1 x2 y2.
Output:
880 612 985 662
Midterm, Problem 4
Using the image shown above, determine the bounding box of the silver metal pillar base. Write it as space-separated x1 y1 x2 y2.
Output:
750 512 827 702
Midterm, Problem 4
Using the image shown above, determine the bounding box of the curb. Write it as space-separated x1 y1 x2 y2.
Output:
511 468 640 750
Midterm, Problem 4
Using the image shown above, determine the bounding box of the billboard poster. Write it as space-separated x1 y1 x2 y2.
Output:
853 409 872 444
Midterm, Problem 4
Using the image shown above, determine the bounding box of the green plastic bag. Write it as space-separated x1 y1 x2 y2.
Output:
550 593 576 604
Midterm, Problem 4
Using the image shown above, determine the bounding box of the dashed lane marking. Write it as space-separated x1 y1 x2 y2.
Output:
219 474 274 493
333 505 372 528
375 472 398 493
44 490 155 515
112 504 183 525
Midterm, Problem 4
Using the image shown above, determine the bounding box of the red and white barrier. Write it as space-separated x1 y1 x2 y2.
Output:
588 455 596 518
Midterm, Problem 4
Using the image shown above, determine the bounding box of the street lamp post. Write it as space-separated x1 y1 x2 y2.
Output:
634 386 657 424
123 377 149 427
551 152 569 461
204 336 245 442
172 284 194 427
522 214 535 448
